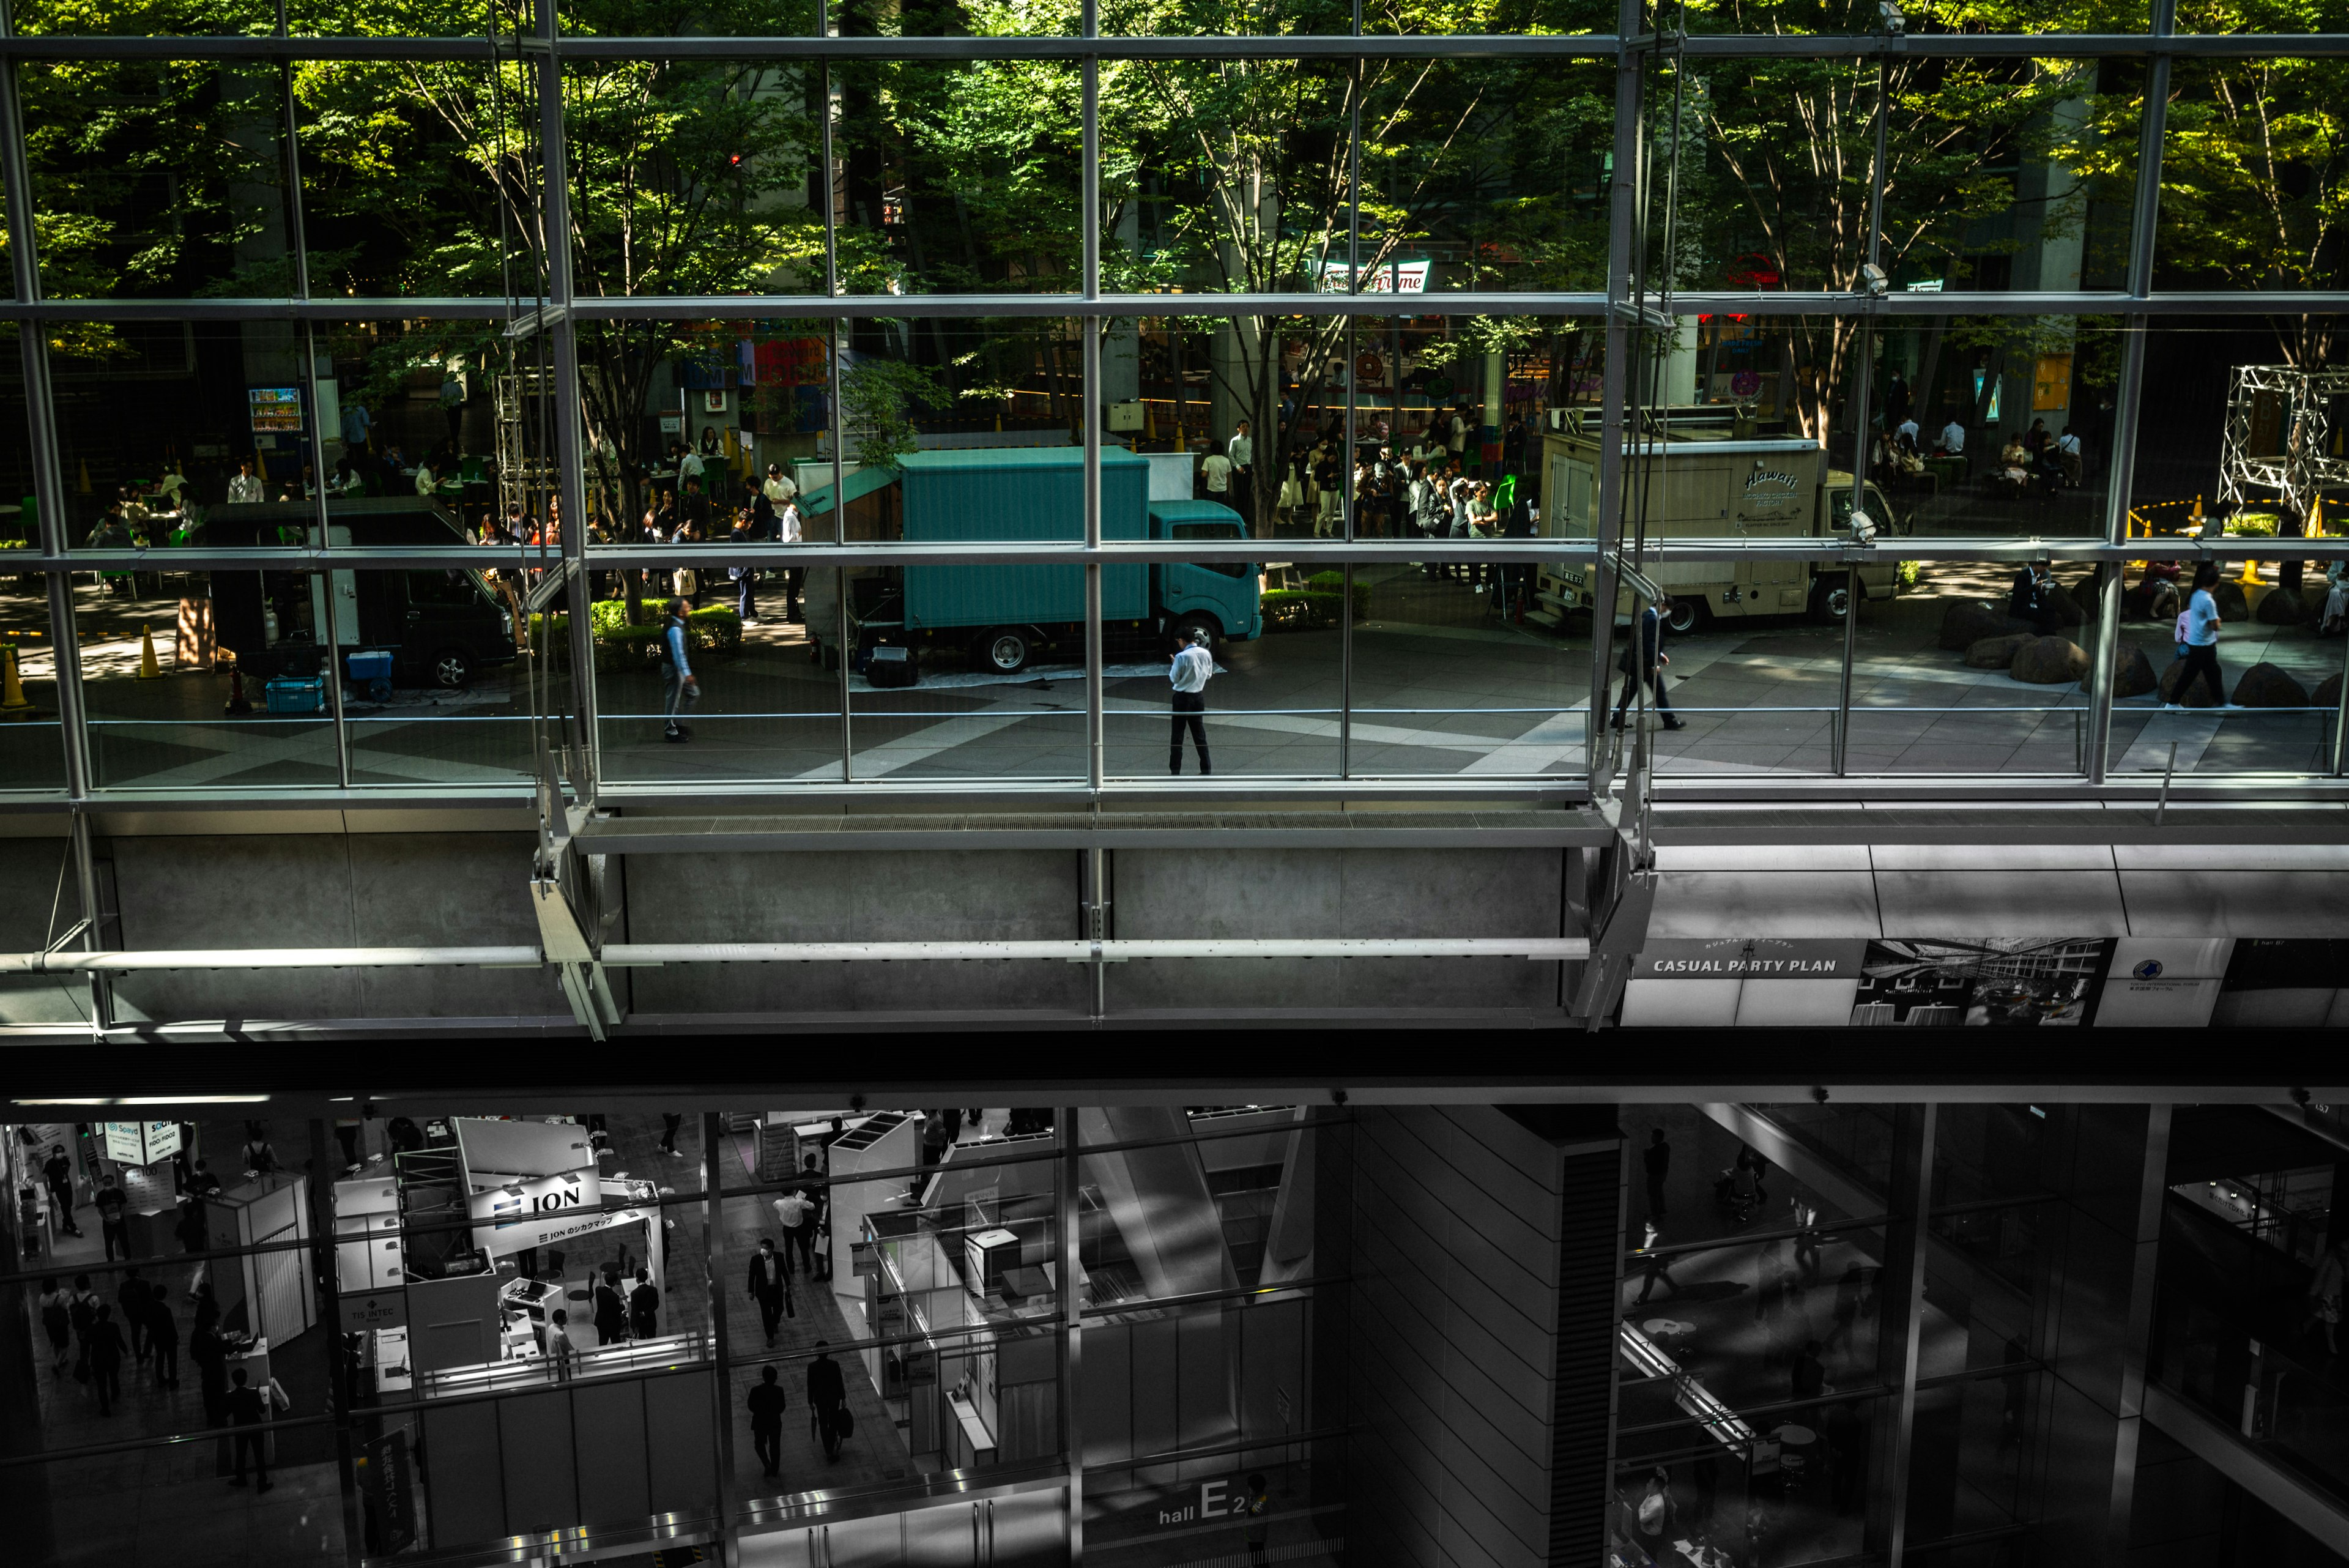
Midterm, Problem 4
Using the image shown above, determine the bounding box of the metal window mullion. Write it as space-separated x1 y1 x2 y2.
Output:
1836 48 1891 776
1057 1105 1084 1566
1589 0 1644 786
1880 1102 1937 1568
308 1118 366 1568
2091 0 2175 782
0 13 106 1032
535 0 597 786
703 1111 741 1566
1083 0 1102 797
1340 20 1360 779
822 23 850 784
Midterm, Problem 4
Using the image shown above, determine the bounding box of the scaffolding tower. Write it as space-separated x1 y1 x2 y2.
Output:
2217 363 2349 513
494 365 560 526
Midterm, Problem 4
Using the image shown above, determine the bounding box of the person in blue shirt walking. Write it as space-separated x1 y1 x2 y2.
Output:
660 597 699 741
2168 563 2229 710
1611 596 1685 731
1169 626 1215 775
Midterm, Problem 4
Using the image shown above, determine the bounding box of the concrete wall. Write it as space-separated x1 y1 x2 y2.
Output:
2 827 1575 1027
1107 847 1572 1018
99 831 568 1024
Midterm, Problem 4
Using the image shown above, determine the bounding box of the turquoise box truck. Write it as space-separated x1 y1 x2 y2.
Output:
807 448 1262 674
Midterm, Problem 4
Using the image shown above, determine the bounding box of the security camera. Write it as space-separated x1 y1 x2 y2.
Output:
1849 511 1879 546
1857 262 1890 298
1878 1 1906 32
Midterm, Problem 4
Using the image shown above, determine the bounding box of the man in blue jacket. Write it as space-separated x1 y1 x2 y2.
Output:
661 597 699 742
1611 596 1685 731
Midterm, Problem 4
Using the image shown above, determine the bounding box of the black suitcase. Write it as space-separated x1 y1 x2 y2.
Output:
867 646 918 688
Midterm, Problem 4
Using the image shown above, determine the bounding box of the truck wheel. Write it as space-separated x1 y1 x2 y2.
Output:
1809 579 1852 623
1662 598 1705 635
431 648 475 689
977 628 1032 674
1170 612 1223 652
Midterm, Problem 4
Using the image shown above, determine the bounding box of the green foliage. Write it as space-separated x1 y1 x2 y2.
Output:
543 605 743 673
842 358 949 470
1259 589 1348 631
2225 513 2282 537
1896 559 1922 593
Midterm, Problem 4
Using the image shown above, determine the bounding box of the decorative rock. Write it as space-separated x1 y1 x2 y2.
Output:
1966 632 2035 669
1940 600 2022 650
2039 579 2088 628
2108 645 2159 699
2317 672 2342 710
2256 587 2309 625
2213 579 2251 620
2158 656 2219 708
2232 661 2310 708
2011 636 2089 685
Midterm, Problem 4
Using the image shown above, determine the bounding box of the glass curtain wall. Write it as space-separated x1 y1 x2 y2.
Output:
4 6 2345 800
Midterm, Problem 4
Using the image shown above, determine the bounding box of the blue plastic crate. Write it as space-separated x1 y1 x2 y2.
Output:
264 676 325 715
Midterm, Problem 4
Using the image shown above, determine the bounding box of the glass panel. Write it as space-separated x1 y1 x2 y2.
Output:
1348 554 1591 776
24 61 290 300
1612 1403 1879 1568
563 61 820 299
2155 54 2349 291
2118 316 2349 777
1887 318 2123 539
0 390 64 791
1845 556 2094 776
292 62 514 297
844 562 1085 780
835 62 1082 294
340 567 539 786
562 0 821 37
77 560 341 789
1660 52 2139 299
26 1440 350 1567
1104 559 1332 779
13 0 276 32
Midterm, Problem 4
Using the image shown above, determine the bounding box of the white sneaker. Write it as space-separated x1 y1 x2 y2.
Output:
2162 703 2181 712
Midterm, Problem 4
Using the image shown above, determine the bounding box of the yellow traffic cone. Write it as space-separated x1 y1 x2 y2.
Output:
136 624 163 680
1 645 30 712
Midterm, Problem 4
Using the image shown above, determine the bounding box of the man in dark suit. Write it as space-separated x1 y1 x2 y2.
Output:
806 1342 847 1461
629 1268 661 1340
144 1284 180 1388
86 1303 128 1414
227 1367 272 1490
1611 596 1685 732
748 1239 792 1347
593 1267 629 1345
746 1365 789 1479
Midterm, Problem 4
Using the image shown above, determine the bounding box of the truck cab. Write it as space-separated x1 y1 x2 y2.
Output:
1146 499 1264 644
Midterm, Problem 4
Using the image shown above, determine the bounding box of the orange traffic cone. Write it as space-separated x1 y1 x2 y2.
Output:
136 624 164 680
1 645 30 713
224 661 252 715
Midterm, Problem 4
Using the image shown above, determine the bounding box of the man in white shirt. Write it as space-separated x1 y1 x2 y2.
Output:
1940 419 1965 456
414 463 438 498
1227 420 1254 499
762 463 797 507
1200 447 1233 497
2055 426 2084 485
678 445 705 489
226 462 264 505
1894 415 1920 451
1447 409 1468 456
1168 626 1215 776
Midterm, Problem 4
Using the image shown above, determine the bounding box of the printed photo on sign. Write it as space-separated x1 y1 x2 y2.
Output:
1850 938 2113 1027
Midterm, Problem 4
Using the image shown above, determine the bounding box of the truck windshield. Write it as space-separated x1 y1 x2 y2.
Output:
1171 520 1250 579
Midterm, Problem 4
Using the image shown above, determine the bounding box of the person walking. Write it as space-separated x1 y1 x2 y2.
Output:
2303 1235 2345 1355
659 1113 685 1157
67 1273 98 1383
593 1267 629 1346
1242 1473 1273 1567
807 1342 848 1462
729 519 760 625
1228 419 1255 505
746 1365 789 1479
1632 1220 1679 1305
42 1145 80 1238
86 1303 128 1415
191 1318 229 1424
118 1266 150 1362
772 1186 815 1280
544 1308 577 1381
146 1285 180 1388
1643 1128 1671 1219
226 1367 272 1490
1200 443 1233 502
94 1173 130 1261
748 1238 793 1347
629 1267 661 1340
1612 597 1685 731
39 1279 71 1372
659 596 699 742
1168 626 1215 776
2169 563 2230 710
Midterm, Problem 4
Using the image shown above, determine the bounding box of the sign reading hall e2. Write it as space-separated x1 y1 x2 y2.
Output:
1156 1476 1250 1529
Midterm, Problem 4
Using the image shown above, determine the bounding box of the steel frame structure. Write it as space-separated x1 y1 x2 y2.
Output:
3 10 2349 823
